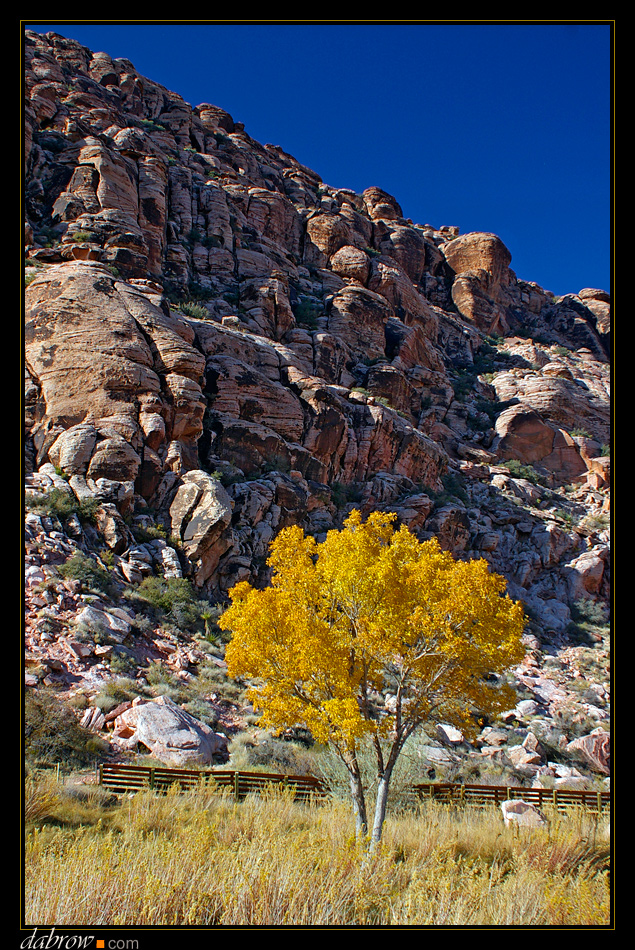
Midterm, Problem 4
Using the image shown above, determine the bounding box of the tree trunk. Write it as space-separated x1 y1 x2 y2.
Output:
350 770 368 837
342 748 368 837
369 735 406 851
369 765 394 851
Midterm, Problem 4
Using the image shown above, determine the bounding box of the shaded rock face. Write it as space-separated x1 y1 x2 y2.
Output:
24 30 610 615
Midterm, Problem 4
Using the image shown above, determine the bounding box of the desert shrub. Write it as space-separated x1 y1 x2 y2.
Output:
178 300 210 320
107 649 138 675
59 551 113 595
25 690 103 770
261 454 291 474
71 230 95 243
429 471 469 507
579 512 610 535
330 481 363 508
499 459 547 486
181 699 220 729
24 770 62 824
139 118 166 132
25 487 100 525
572 599 609 627
92 677 143 713
133 576 207 631
228 733 315 775
566 598 609 646
293 298 321 328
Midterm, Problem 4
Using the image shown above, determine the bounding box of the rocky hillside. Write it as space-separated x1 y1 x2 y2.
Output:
24 30 610 787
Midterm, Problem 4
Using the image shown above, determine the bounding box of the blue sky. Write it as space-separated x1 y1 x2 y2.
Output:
23 22 612 296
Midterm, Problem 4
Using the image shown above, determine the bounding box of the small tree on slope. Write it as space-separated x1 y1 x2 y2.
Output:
219 510 525 850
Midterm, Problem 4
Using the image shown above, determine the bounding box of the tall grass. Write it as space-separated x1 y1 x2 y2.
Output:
25 780 610 926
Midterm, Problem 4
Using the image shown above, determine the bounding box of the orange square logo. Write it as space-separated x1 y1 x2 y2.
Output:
96 942 105 949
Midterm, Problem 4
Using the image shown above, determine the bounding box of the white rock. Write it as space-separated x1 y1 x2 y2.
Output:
437 723 465 745
501 799 546 827
115 695 228 767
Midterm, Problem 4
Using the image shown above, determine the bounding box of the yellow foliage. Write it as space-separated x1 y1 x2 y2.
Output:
220 510 525 750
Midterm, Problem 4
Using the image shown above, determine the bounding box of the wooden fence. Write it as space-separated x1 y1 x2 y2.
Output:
98 763 329 801
98 765 609 814
413 781 610 814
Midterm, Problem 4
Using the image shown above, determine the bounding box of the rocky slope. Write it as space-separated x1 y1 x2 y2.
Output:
23 30 610 787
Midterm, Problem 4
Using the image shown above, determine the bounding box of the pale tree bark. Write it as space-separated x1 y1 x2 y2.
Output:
369 746 400 851
369 724 414 852
340 746 368 837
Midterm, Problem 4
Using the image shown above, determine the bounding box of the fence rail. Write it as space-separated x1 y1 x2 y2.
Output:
98 765 609 814
99 763 329 801
413 781 610 814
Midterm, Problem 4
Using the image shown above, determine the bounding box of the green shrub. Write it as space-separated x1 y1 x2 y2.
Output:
571 598 609 628
59 552 113 595
565 598 609 647
25 689 101 770
93 677 143 713
262 454 291 474
499 459 546 486
178 300 210 320
430 472 469 507
180 699 219 729
107 650 137 675
134 576 206 631
293 298 322 328
25 487 100 525
330 481 363 508
71 231 95 243
139 118 166 132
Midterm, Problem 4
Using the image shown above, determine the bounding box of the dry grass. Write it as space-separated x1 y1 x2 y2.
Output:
24 778 611 927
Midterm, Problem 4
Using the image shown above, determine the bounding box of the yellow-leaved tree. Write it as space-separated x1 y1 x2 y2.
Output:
219 510 525 850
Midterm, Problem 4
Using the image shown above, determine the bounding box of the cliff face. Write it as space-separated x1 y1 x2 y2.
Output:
24 31 610 776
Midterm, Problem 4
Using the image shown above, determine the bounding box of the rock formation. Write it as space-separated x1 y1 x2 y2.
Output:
23 31 610 783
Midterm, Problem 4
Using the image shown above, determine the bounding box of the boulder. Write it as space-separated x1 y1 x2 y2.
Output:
114 695 228 766
566 728 610 775
565 547 609 601
443 232 513 334
436 723 465 746
329 245 370 284
168 470 233 585
501 800 546 828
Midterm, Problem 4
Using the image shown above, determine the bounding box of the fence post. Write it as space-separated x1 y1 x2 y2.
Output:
234 771 240 801
149 768 155 790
